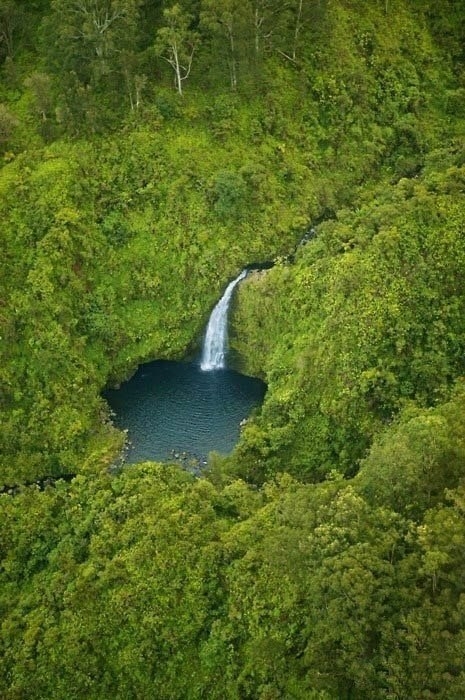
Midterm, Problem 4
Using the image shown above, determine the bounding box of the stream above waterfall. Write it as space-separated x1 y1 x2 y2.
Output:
104 360 265 465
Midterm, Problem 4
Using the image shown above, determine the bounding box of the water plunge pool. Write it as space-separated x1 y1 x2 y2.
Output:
104 360 266 465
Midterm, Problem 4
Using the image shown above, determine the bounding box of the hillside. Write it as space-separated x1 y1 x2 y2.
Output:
1 1 465 697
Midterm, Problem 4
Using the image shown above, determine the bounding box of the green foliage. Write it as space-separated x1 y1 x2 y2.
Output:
356 383 465 518
211 169 247 219
232 152 465 481
1 1 465 698
154 4 199 95
3 469 465 699
0 101 16 147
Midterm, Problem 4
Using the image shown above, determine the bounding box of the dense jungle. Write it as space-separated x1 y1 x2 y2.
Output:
1 1 465 697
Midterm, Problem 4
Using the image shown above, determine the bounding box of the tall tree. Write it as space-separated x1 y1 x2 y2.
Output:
46 0 142 97
0 0 24 61
155 4 198 96
251 0 282 56
200 0 251 90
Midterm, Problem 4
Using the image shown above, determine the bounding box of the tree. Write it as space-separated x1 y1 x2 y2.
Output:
42 0 144 130
251 0 283 56
200 0 250 90
0 103 18 149
47 0 142 95
278 0 326 63
0 1 23 61
154 4 198 96
356 388 465 519
211 169 247 219
24 72 56 140
289 0 303 61
120 50 146 110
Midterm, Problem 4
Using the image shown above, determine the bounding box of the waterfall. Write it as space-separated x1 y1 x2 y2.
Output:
200 269 247 371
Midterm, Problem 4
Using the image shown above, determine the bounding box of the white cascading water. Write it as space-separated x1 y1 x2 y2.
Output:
200 269 247 371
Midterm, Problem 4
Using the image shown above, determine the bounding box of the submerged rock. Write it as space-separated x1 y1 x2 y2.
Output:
169 448 207 476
